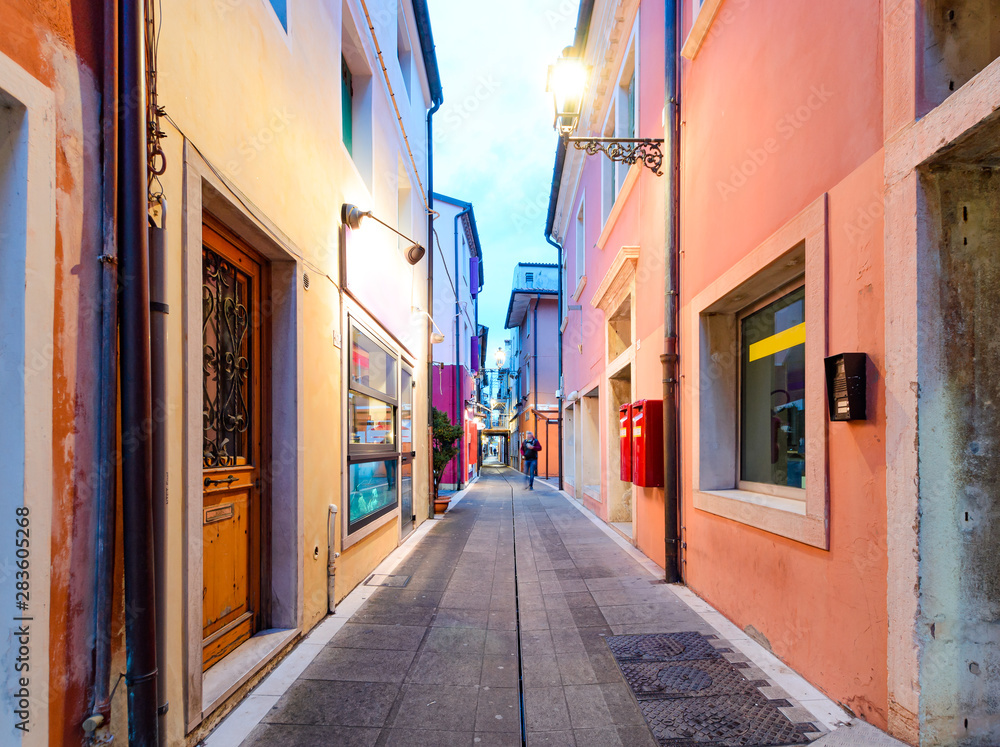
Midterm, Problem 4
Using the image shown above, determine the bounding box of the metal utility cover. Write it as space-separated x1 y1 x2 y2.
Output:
619 658 759 701
606 632 722 663
637 692 809 747
608 633 814 747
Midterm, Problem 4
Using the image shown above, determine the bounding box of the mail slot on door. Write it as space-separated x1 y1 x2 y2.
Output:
631 399 664 488
619 403 633 482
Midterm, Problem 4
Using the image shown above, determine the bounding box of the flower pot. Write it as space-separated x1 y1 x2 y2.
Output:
434 497 451 514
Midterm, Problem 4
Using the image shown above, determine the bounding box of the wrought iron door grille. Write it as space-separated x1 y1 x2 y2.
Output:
203 247 252 468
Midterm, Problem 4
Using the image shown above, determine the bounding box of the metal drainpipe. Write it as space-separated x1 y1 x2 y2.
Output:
85 0 119 739
148 199 169 741
426 98 440 516
662 0 682 585
119 0 159 741
546 235 564 490
454 207 471 490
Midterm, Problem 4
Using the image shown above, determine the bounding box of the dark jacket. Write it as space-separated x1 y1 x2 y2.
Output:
521 438 541 460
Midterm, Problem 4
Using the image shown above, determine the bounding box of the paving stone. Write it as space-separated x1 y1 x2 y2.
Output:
475 686 520 732
383 729 474 746
521 629 556 656
485 629 518 656
327 623 427 651
405 652 483 685
527 731 577 746
264 679 399 727
422 626 487 654
571 727 623 747
391 684 480 731
480 654 519 687
598 682 647 726
432 608 490 629
242 723 379 746
564 685 614 729
556 652 598 685
440 591 493 610
302 647 415 683
525 687 571 731
524 654 562 688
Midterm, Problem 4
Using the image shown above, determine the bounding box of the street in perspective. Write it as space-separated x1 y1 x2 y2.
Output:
0 0 997 745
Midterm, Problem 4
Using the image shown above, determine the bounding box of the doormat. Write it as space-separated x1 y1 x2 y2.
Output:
606 632 818 747
364 574 411 588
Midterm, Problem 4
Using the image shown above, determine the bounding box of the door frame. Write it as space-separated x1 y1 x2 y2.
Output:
200 216 273 665
182 144 303 732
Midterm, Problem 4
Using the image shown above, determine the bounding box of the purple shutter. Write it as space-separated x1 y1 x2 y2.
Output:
471 335 480 373
470 256 479 297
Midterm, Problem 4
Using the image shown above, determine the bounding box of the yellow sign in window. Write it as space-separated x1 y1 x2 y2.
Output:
748 322 805 362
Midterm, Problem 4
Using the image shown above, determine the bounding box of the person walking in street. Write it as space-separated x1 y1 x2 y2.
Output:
521 431 542 490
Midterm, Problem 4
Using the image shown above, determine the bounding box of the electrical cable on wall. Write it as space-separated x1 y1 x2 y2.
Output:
357 0 431 214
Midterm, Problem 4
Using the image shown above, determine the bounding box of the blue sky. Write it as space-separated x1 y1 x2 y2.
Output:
429 0 576 355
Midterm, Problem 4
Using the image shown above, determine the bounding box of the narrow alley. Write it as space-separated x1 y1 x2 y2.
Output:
208 469 900 746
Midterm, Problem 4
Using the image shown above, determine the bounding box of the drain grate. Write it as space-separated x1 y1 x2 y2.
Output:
638 693 809 747
364 574 411 587
619 658 759 701
606 632 722 663
608 633 815 746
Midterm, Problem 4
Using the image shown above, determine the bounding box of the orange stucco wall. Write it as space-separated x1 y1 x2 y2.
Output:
679 0 888 726
0 1 104 743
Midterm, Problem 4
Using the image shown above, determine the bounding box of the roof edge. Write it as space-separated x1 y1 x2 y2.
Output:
412 0 443 106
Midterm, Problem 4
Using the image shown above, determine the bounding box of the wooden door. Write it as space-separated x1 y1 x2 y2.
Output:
201 222 269 671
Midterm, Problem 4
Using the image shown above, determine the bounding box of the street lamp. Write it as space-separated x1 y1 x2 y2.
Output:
342 203 426 265
494 347 505 368
546 50 665 176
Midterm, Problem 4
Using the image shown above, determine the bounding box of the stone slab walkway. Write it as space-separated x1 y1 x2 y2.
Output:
228 467 895 747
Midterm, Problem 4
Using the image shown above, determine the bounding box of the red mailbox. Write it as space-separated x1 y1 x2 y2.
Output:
631 399 664 488
619 403 633 482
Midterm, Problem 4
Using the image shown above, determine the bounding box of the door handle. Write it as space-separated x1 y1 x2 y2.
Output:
205 475 237 487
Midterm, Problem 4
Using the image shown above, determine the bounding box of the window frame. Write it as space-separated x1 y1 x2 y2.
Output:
690 194 829 549
348 320 400 458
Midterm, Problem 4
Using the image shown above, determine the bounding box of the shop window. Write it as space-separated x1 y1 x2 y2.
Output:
739 286 806 493
347 321 400 534
349 460 398 533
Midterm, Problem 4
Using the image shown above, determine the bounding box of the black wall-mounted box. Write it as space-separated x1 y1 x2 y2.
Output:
824 353 867 421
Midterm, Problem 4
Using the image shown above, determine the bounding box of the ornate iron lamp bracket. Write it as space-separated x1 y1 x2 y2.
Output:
566 136 665 176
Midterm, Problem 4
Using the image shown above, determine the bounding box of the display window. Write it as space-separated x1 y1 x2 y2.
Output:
347 320 401 534
348 459 398 532
739 286 806 491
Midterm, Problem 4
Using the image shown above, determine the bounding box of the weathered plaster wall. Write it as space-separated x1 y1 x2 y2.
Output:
918 164 1000 745
0 2 103 744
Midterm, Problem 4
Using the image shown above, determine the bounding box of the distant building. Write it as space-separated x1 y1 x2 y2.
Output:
431 193 484 490
505 262 560 479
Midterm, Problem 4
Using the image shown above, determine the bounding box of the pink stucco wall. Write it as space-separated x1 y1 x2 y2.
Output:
678 0 888 727
559 0 889 729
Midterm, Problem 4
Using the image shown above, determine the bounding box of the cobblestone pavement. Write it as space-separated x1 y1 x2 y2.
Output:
239 468 829 746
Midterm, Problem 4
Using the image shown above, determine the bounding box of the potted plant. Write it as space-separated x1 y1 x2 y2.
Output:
432 407 463 514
